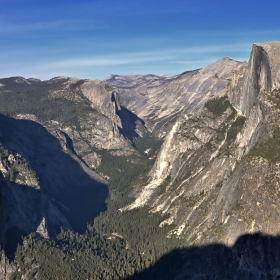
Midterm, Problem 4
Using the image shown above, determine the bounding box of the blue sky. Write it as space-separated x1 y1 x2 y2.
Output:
1 0 280 80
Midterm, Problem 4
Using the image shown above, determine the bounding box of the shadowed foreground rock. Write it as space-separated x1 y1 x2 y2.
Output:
126 233 280 280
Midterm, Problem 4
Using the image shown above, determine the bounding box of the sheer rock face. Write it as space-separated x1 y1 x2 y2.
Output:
80 80 122 128
124 42 280 246
105 58 244 137
229 42 280 117
259 42 280 89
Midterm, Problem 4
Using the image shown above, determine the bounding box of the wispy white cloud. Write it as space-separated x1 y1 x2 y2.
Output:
0 19 106 34
170 59 217 65
45 42 250 69
47 54 173 68
193 28 280 37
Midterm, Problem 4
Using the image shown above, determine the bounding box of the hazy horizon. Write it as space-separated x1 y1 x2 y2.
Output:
1 0 280 80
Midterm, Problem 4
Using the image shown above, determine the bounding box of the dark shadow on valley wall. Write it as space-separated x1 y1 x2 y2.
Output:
117 105 146 143
0 172 42 260
0 114 108 259
125 233 280 280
